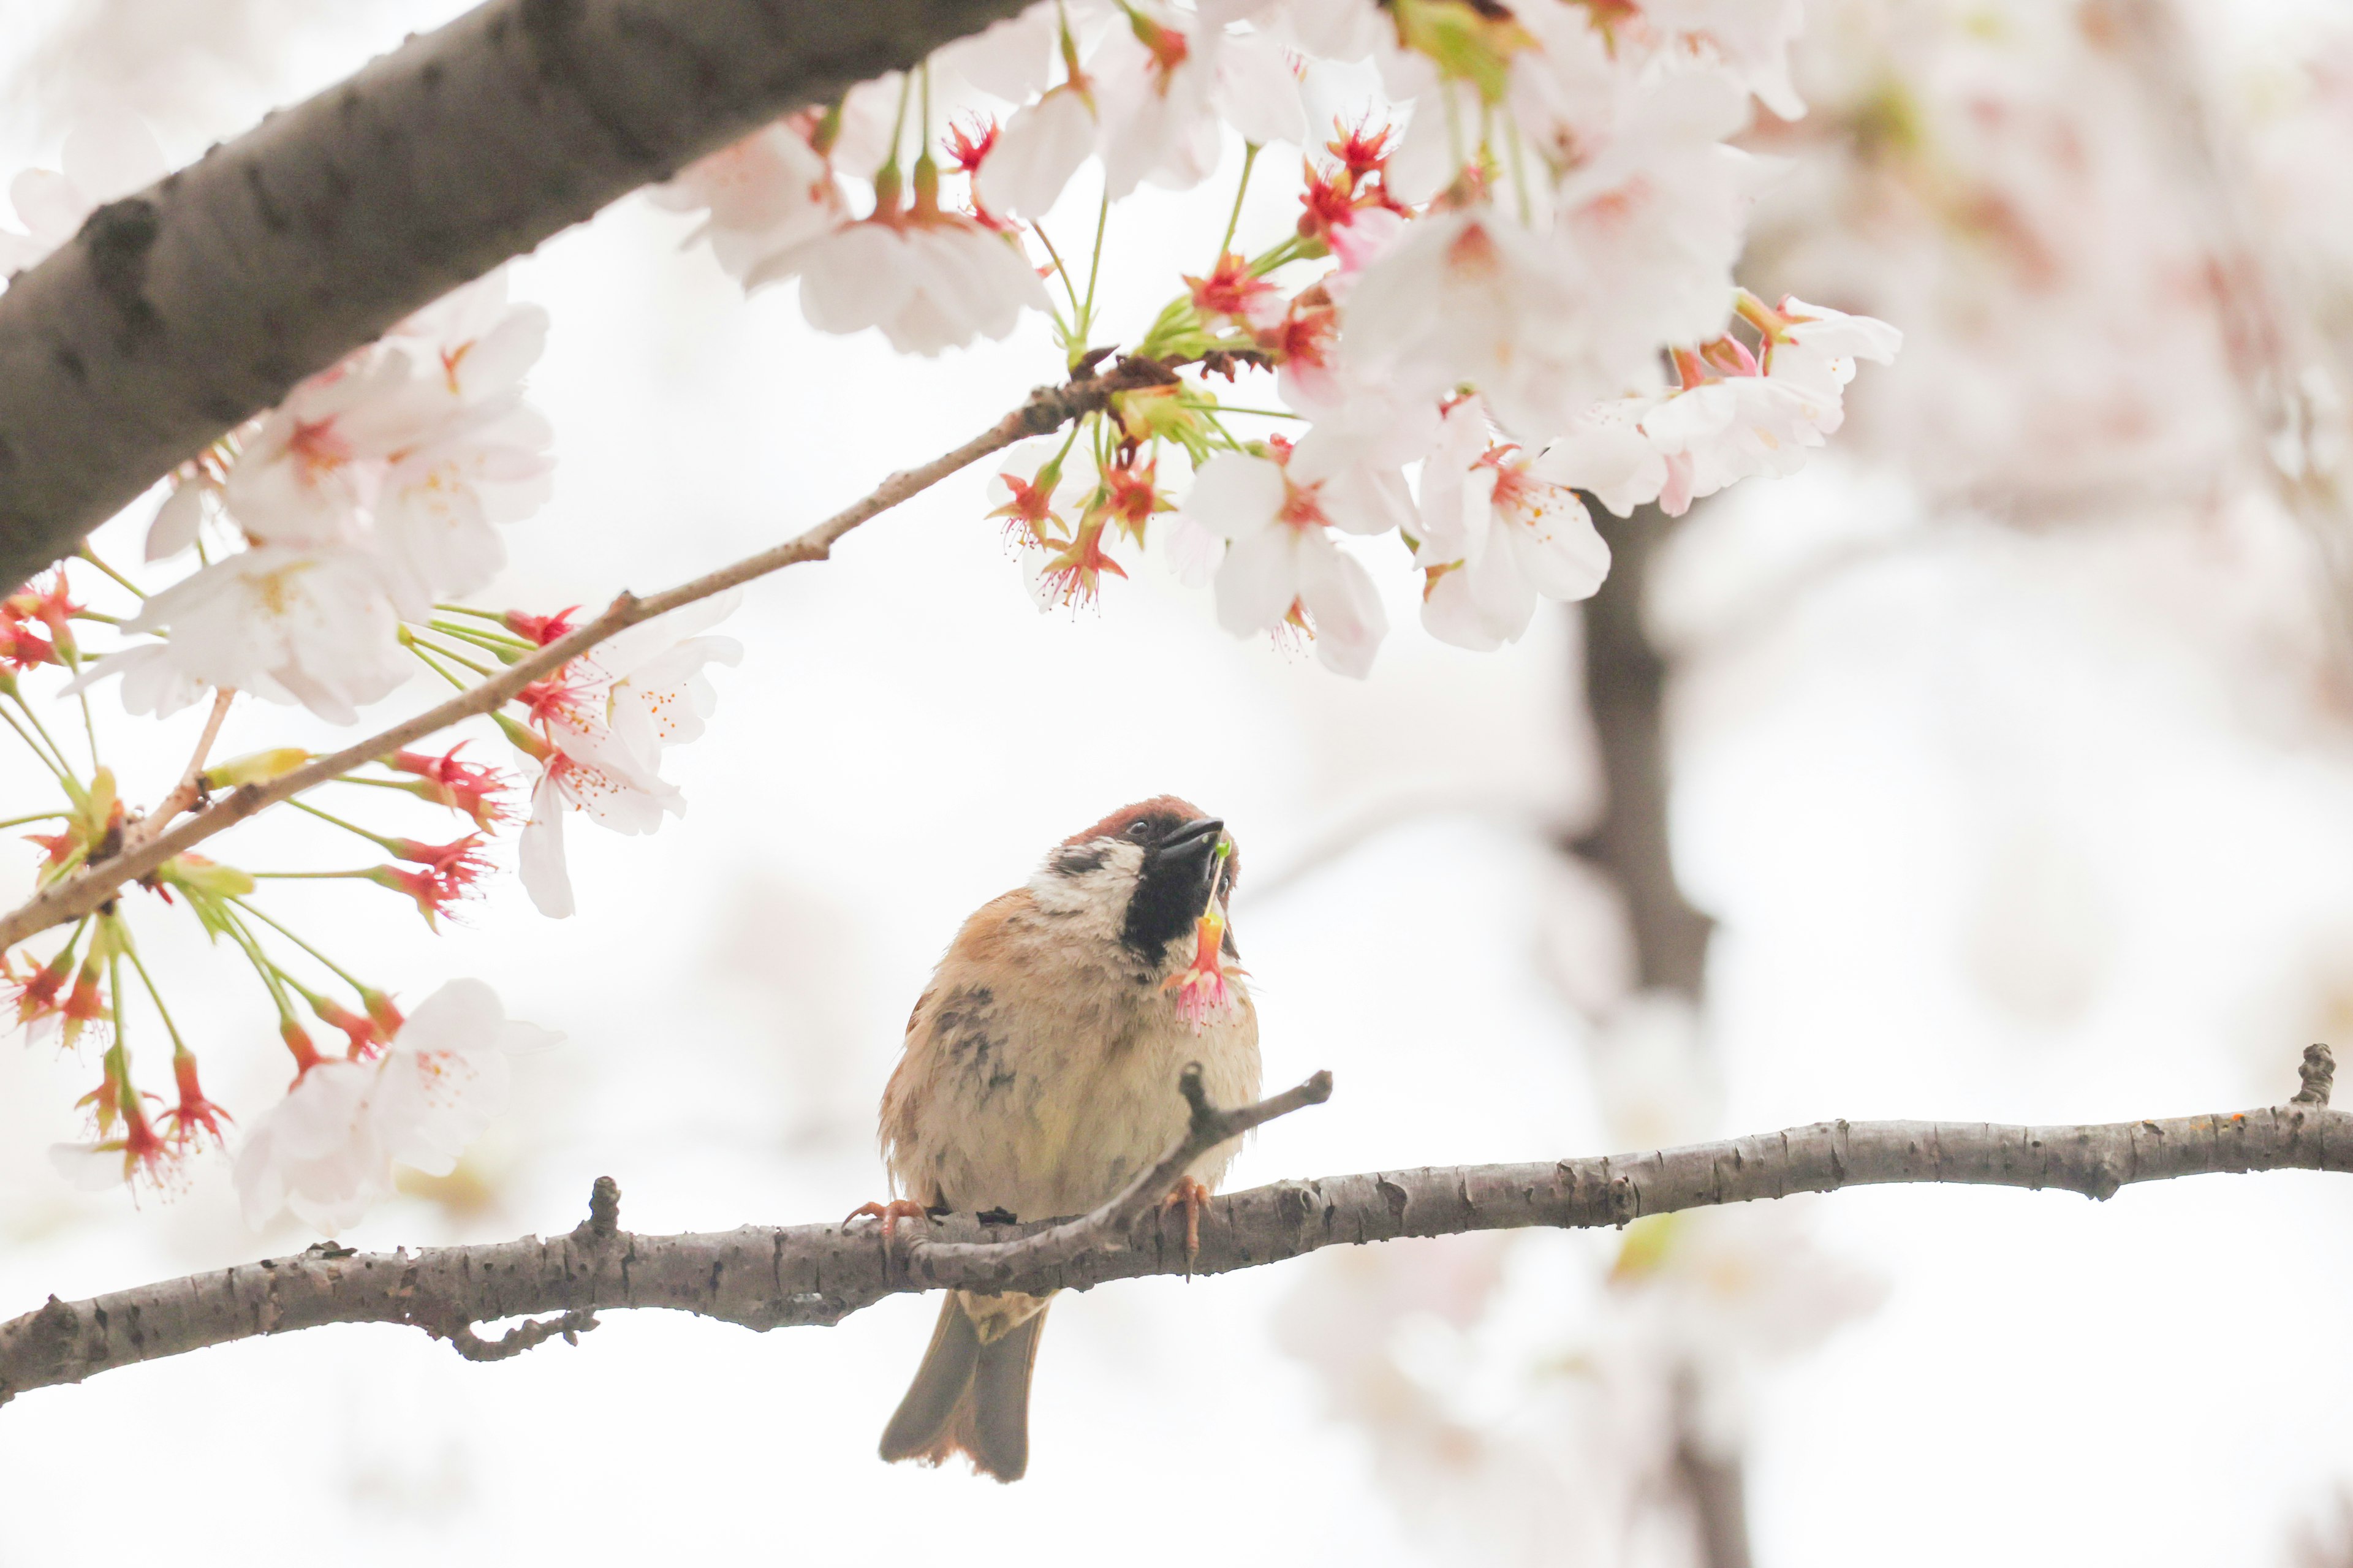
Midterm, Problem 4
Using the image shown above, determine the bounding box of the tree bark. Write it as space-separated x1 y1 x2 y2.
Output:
0 0 1029 589
1574 506 1714 996
6 1081 2345 1407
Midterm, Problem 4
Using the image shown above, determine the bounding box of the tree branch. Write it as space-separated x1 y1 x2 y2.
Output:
4 1048 2345 1409
0 362 1151 953
0 0 1033 589
1572 506 1713 996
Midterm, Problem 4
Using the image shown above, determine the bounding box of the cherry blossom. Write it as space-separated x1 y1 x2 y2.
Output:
648 116 847 285
221 350 428 548
509 595 741 919
233 979 555 1232
1747 292 1907 412
1415 396 1612 651
976 5 1305 219
0 114 169 275
374 400 556 603
97 545 410 723
790 214 1050 356
1182 448 1389 678
1343 207 1603 441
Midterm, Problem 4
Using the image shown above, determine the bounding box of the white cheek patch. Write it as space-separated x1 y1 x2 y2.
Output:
1029 838 1144 939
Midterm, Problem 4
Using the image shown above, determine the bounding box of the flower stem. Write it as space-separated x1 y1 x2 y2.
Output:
1217 142 1260 261
403 640 474 693
75 546 145 599
0 705 75 789
229 896 371 995
398 628 496 678
1034 220 1086 319
9 693 79 782
0 811 67 830
1080 186 1111 337
120 937 188 1055
289 798 398 853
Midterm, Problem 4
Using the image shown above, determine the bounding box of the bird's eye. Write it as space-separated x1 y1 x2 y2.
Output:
1128 820 1154 840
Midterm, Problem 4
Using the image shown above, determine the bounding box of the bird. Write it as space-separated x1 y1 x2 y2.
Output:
868 796 1260 1482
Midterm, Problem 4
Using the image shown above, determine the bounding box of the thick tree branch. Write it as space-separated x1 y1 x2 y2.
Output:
0 0 1032 589
3 1049 2345 1408
0 362 1153 952
1572 506 1713 996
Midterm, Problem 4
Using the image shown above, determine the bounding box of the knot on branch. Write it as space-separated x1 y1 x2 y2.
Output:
2294 1043 2336 1107
438 1310 599 1363
575 1175 622 1243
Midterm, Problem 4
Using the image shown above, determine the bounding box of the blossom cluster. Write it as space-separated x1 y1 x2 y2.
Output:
0 0 1897 1229
0 137 738 1224
654 0 1898 676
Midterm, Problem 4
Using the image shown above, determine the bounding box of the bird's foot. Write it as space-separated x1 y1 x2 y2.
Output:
1162 1177 1212 1274
844 1198 931 1249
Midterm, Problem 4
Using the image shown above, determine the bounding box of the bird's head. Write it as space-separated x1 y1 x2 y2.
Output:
1029 795 1240 971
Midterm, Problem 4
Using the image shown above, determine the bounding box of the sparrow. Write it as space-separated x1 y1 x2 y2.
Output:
870 796 1260 1482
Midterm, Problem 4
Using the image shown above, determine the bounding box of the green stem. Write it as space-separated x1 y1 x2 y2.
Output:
404 642 474 693
288 799 397 853
1080 186 1111 336
230 897 371 995
10 693 79 782
249 869 377 881
76 546 145 599
428 619 532 653
400 629 495 678
217 909 298 1023
1216 142 1260 261
107 948 126 1057
1034 221 1086 317
0 811 67 830
0 705 74 789
121 939 188 1055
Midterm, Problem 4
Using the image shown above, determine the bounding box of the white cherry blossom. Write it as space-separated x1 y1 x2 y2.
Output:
1183 448 1388 678
648 117 847 284
512 595 741 918
233 979 554 1232
788 218 1050 356
105 545 411 723
0 114 168 275
59 642 207 719
1415 396 1612 651
1759 294 1906 409
1343 206 1604 441
1531 398 1670 518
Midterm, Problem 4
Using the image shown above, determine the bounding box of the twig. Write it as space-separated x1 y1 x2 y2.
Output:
0 364 1154 953
899 1065 1334 1290
126 687 233 854
2 1047 2346 1408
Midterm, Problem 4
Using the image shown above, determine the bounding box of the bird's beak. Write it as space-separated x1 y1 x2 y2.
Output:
1150 816 1226 898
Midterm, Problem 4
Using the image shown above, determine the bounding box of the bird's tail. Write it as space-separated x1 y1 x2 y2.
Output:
879 1290 1051 1482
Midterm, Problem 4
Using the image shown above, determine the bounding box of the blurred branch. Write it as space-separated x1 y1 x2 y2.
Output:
6 1047 2346 1407
1571 507 1712 996
0 360 1161 952
2111 0 2353 671
0 0 1032 589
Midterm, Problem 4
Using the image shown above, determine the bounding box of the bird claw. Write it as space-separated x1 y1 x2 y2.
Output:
846 1199 931 1249
1162 1177 1211 1274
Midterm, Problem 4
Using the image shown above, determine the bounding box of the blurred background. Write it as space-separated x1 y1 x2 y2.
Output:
7 1 2353 1562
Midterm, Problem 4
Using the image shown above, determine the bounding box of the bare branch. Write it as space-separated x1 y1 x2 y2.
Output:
0 364 1151 952
0 0 1035 588
3 1048 2346 1408
902 1066 1335 1291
